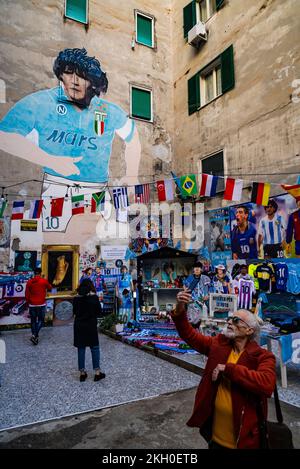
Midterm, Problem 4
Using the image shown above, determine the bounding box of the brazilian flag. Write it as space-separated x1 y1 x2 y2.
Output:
180 174 198 196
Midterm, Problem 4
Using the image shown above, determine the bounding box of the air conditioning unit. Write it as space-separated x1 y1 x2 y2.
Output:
188 22 207 48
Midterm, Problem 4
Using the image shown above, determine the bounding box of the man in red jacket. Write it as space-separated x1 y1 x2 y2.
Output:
172 288 276 449
25 268 52 345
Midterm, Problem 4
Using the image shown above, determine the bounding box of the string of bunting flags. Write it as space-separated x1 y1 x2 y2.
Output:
0 173 299 221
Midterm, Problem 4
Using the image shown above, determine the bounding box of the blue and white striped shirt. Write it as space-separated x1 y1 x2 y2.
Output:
258 214 286 245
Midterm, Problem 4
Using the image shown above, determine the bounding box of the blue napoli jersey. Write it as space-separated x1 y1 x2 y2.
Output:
121 295 132 309
231 224 258 259
0 87 135 183
118 273 132 290
287 263 300 295
274 262 288 291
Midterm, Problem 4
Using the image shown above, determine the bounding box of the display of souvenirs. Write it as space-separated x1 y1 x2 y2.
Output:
144 280 182 289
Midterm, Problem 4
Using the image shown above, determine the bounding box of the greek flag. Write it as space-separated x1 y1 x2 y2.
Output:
113 187 129 209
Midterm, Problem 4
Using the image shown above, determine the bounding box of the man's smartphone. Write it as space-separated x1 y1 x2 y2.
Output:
187 276 200 292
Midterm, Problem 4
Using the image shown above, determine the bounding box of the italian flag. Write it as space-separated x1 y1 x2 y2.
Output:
71 195 85 215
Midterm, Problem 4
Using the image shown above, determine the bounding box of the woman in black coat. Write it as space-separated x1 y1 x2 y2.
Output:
73 279 106 382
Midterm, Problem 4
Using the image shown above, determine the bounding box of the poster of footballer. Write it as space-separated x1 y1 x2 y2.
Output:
229 194 297 260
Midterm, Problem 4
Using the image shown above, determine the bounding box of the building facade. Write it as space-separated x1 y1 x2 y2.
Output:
173 0 300 209
0 0 299 270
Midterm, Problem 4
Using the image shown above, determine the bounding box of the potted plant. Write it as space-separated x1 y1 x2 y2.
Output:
99 313 127 333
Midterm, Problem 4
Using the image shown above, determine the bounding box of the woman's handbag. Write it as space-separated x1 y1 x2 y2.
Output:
258 385 294 449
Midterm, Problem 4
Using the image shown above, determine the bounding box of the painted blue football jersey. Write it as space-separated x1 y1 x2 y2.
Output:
0 87 134 183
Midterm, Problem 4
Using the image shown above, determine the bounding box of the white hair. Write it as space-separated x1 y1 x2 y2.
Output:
238 309 263 342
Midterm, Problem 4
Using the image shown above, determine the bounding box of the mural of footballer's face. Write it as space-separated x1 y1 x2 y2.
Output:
61 69 91 103
235 208 248 226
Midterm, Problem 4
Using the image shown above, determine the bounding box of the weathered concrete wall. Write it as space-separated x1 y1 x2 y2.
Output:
172 0 300 209
0 1 174 183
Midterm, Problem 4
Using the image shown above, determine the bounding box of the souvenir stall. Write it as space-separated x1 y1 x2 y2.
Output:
118 194 300 386
136 247 197 319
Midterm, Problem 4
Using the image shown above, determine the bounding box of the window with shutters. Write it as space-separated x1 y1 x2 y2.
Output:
130 85 153 122
200 59 222 105
200 151 224 192
65 0 88 24
135 11 154 48
187 45 234 114
183 0 224 38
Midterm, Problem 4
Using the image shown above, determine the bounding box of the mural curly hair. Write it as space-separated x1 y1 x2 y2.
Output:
53 47 108 96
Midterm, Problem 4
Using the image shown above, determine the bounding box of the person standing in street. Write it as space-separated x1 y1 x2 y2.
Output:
73 279 105 382
25 267 52 345
172 289 276 449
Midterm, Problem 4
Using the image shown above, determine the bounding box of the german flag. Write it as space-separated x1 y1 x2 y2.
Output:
251 182 270 206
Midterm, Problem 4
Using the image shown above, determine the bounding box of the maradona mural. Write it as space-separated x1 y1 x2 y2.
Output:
0 48 141 234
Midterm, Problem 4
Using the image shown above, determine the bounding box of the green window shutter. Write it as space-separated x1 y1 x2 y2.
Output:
216 0 225 10
188 73 200 115
221 45 235 94
65 0 87 24
137 14 153 47
183 1 197 38
132 88 152 120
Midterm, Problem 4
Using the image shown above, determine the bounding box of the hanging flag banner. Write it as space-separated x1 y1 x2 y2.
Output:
112 187 129 209
199 174 218 197
0 199 7 218
281 184 300 201
72 194 85 215
251 182 271 206
171 171 184 197
51 197 64 217
180 174 198 196
127 186 135 205
156 180 174 202
224 178 243 202
28 199 43 219
11 201 25 220
91 191 105 213
135 184 150 204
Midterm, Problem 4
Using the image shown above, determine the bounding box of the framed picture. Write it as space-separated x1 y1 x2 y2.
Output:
14 250 37 272
41 245 79 295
